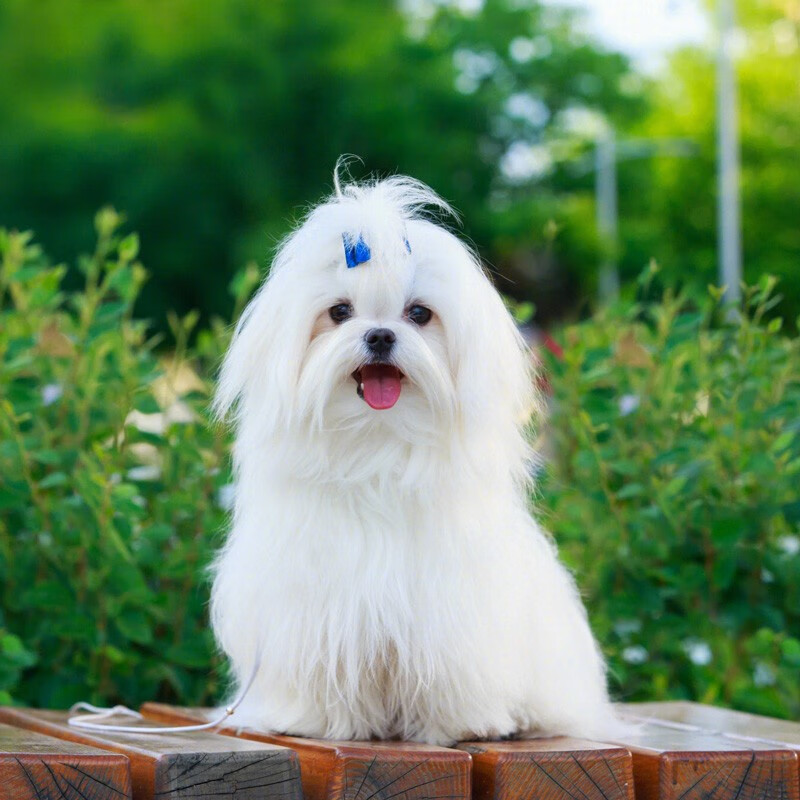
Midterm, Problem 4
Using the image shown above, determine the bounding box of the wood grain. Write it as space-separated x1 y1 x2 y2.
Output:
606 718 799 800
457 737 634 800
0 707 302 800
140 702 472 800
0 720 132 800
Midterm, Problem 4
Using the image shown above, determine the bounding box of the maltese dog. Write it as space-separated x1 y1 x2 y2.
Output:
210 170 617 745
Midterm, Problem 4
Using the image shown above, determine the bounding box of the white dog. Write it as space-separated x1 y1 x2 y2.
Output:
210 171 617 745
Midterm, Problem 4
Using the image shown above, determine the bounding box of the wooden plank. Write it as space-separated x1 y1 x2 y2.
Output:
0 720 132 800
606 716 799 800
624 701 800 749
457 737 635 800
140 702 472 800
0 707 301 800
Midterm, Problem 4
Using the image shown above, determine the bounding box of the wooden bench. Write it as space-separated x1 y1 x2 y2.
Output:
0 702 796 800
614 708 798 800
0 722 131 800
0 707 301 800
140 703 473 800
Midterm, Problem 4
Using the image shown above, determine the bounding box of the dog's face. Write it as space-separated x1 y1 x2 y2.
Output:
297 219 463 436
217 177 534 476
308 264 444 413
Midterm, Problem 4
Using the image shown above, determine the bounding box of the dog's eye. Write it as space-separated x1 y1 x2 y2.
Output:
329 303 353 324
407 304 432 326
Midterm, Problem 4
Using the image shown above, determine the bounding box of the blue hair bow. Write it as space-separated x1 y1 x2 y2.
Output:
343 234 411 268
343 234 371 268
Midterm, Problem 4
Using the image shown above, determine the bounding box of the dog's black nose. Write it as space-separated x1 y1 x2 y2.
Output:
365 327 396 358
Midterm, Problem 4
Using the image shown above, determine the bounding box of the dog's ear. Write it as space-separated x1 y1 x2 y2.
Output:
451 259 538 473
214 255 312 433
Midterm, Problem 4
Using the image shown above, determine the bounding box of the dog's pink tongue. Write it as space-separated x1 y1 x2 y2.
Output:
361 364 402 410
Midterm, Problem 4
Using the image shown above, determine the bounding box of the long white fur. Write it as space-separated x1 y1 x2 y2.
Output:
211 172 618 744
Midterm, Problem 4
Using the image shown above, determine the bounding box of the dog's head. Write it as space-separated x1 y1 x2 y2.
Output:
216 173 535 481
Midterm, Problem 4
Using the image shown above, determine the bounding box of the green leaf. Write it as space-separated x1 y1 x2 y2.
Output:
0 633 37 668
32 449 62 466
662 475 688 498
772 431 795 453
20 581 73 610
132 393 161 414
94 207 122 238
115 609 153 645
617 483 645 499
118 233 140 262
164 638 213 669
610 459 639 477
781 638 800 668
39 472 68 489
711 516 746 547
712 553 738 590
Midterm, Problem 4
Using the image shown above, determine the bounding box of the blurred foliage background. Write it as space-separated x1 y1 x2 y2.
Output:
2 0 797 327
0 0 799 719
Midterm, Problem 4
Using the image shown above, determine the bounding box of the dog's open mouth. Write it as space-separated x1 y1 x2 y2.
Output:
353 364 404 410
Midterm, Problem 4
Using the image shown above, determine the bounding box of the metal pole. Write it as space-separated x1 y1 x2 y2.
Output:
596 127 619 302
716 0 742 305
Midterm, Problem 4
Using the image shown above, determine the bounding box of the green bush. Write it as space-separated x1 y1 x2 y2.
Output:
541 268 800 719
0 213 256 709
1 222 798 720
